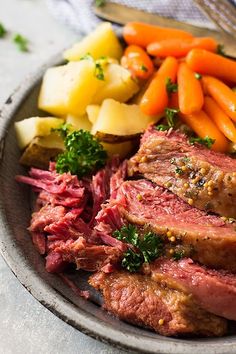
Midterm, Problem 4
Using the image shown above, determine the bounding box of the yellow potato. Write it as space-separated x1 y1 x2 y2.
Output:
66 114 92 131
92 99 162 136
102 141 134 159
92 63 139 104
86 105 100 125
15 116 64 149
64 22 123 61
38 61 105 116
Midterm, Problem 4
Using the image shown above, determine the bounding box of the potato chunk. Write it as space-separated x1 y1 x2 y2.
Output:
86 105 100 124
66 114 92 131
102 141 135 159
15 116 64 149
91 99 162 137
64 22 123 61
92 64 139 104
38 61 104 116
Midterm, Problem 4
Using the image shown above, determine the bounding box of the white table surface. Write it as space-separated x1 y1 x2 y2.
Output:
0 0 126 353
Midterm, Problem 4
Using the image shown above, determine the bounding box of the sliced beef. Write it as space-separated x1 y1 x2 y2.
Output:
128 127 236 218
89 271 227 337
98 179 236 272
144 258 236 321
29 204 66 232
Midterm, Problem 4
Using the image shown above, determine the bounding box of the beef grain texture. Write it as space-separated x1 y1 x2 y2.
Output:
129 127 236 218
98 179 236 272
89 271 227 337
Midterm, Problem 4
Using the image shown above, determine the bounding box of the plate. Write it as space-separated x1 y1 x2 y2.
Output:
0 55 236 354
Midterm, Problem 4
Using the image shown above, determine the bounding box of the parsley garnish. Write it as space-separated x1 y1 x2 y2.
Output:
95 0 106 6
114 224 164 272
165 107 179 127
175 167 183 175
52 123 72 139
194 72 202 80
173 249 185 261
166 77 178 94
80 53 105 81
189 136 215 149
217 44 226 57
55 127 107 178
141 64 148 72
13 33 29 52
155 124 169 131
0 23 7 38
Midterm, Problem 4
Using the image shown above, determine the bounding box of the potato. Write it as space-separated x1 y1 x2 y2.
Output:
91 99 162 137
15 116 64 150
63 22 123 61
92 63 139 104
20 133 64 169
86 105 100 125
102 141 135 159
38 60 104 116
66 114 92 131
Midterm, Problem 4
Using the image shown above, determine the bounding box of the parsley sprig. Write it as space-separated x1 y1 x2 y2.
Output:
54 125 107 178
166 77 178 94
113 224 164 272
80 53 105 81
13 33 29 52
189 136 215 149
0 23 7 38
156 108 179 131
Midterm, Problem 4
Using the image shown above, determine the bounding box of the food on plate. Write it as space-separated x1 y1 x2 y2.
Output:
64 22 123 61
15 21 236 339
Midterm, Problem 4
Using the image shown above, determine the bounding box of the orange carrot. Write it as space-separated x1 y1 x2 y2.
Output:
203 96 236 143
180 110 229 152
147 37 217 58
177 62 204 115
202 76 236 122
186 49 236 83
140 56 178 116
169 92 179 109
123 22 193 48
121 45 154 80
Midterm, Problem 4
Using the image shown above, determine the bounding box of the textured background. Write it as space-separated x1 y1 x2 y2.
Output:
0 0 125 352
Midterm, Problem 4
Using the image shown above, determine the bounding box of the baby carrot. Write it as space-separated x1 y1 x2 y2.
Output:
203 96 236 143
186 49 236 83
123 22 193 48
180 110 229 152
140 56 178 115
121 45 154 80
147 37 217 58
177 62 204 115
202 76 236 122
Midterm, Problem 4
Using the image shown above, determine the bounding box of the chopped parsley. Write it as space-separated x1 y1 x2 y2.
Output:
0 23 7 38
166 77 178 94
95 0 107 6
175 167 184 175
189 136 215 149
141 64 148 72
194 72 202 80
114 224 164 272
165 107 179 127
155 124 169 131
217 44 226 57
13 33 29 52
54 126 107 178
172 249 185 261
80 53 105 81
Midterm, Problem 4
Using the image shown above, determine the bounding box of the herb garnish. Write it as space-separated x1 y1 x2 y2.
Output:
166 77 178 94
0 23 7 38
54 125 107 178
172 249 185 261
156 124 169 131
13 33 29 52
141 64 148 72
155 108 179 131
80 53 105 81
175 167 184 175
113 224 164 272
217 44 226 57
189 136 215 149
194 72 202 80
95 0 107 7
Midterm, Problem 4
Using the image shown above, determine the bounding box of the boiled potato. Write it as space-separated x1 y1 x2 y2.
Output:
66 114 92 131
86 105 100 125
20 133 64 169
38 60 105 116
102 141 135 159
92 63 139 104
64 22 123 61
91 99 162 137
15 116 64 150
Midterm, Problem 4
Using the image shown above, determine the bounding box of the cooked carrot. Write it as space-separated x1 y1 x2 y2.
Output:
180 110 229 152
177 62 204 115
203 96 236 143
121 45 154 80
186 49 236 83
202 76 236 122
147 37 217 58
140 56 178 115
123 22 193 48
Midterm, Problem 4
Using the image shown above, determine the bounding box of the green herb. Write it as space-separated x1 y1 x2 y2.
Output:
189 136 215 149
0 23 7 38
172 249 185 261
217 44 226 57
182 156 190 163
165 107 179 127
95 0 106 7
13 33 29 52
155 124 169 131
166 77 178 94
95 62 105 80
175 167 183 175
55 128 107 178
113 224 164 272
52 123 72 139
79 53 93 61
194 72 202 80
141 64 148 72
